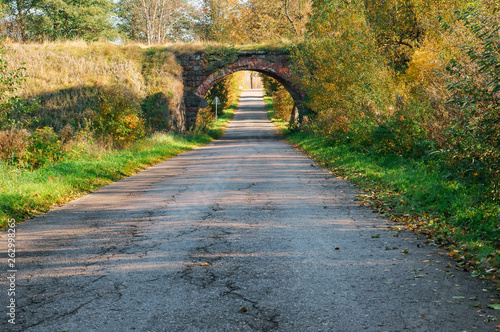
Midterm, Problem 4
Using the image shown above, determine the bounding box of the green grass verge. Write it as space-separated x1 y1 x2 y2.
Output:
0 101 237 229
264 95 500 284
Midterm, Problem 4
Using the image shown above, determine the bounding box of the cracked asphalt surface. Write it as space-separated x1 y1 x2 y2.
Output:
1 89 499 331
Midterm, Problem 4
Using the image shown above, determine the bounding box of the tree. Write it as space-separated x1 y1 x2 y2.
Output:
363 0 424 72
195 0 242 42
1 0 43 40
291 0 394 137
36 0 116 40
0 48 37 129
1 0 116 41
195 0 310 43
117 0 197 44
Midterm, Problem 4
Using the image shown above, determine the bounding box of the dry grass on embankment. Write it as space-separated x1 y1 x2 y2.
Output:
3 41 185 133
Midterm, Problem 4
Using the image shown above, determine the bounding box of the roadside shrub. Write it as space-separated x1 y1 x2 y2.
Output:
271 87 294 122
141 92 174 132
92 88 145 147
59 123 75 144
63 129 103 160
369 97 435 157
0 128 30 164
193 107 214 134
26 127 64 168
442 7 500 198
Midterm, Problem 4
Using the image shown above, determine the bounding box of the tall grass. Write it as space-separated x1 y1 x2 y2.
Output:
4 41 144 97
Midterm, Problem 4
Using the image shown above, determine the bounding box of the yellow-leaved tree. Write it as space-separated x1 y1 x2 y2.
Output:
292 0 394 142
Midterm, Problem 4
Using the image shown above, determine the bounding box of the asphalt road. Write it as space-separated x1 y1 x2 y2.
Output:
1 90 498 331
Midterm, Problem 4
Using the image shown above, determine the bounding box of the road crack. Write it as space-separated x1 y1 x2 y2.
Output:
223 282 280 331
23 296 101 331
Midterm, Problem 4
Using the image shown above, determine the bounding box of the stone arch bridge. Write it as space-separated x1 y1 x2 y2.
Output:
176 50 307 130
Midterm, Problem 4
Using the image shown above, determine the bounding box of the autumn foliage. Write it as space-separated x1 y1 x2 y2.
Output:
282 0 500 201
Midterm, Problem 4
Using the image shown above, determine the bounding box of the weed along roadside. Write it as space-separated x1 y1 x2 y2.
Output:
0 100 238 229
264 95 500 288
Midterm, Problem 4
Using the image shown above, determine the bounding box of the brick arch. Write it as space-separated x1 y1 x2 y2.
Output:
196 58 305 101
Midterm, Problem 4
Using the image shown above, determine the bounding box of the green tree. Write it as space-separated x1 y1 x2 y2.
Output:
1 0 42 40
36 0 116 40
1 0 116 41
116 0 196 44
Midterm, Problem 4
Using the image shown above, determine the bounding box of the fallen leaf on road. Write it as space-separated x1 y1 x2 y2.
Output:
487 304 500 310
201 262 209 266
372 234 380 238
240 307 248 313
